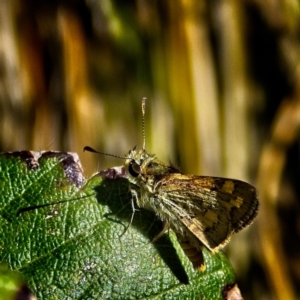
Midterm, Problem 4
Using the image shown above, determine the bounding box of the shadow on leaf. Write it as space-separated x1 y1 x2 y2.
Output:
94 176 189 284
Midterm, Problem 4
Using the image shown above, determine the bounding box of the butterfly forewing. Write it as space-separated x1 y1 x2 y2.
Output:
154 175 258 251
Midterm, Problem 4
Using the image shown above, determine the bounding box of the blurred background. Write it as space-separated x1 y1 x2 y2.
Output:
0 0 300 299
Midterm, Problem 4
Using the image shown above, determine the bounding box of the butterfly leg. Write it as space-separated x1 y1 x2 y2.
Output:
119 188 139 237
151 221 170 243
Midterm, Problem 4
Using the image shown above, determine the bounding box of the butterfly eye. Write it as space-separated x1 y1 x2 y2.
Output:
128 161 141 177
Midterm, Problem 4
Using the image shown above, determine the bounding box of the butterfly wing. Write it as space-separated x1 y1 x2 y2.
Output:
156 174 259 251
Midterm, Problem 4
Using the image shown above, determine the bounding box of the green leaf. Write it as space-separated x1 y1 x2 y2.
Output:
0 151 236 299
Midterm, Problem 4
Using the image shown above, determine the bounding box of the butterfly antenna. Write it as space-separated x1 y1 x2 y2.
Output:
142 97 146 150
83 146 127 159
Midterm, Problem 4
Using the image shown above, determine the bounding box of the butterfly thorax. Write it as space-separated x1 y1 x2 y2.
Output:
125 149 179 210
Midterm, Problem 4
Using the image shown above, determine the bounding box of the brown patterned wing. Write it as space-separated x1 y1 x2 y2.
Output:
156 174 259 251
